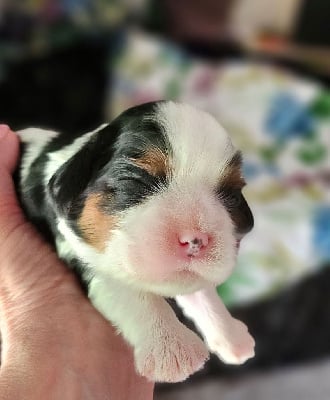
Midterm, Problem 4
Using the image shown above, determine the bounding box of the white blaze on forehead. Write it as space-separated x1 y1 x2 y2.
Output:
157 102 235 186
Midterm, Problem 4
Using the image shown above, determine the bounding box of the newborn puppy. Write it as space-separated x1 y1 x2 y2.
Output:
18 101 255 383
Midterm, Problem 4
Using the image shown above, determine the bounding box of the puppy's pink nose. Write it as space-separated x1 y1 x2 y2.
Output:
178 231 209 257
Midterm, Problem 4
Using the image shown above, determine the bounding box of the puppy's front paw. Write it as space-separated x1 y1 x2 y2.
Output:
207 319 255 365
135 325 209 382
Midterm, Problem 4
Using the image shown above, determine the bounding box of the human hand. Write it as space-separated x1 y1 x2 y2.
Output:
0 125 154 399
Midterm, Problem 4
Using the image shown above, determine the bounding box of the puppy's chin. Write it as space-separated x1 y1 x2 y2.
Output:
130 259 236 297
128 242 235 280
133 273 209 297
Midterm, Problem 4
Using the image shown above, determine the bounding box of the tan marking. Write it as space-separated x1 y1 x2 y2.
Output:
78 193 117 252
131 147 169 177
220 164 246 189
223 165 246 188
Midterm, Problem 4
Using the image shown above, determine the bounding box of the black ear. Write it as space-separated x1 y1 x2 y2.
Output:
221 188 254 236
47 129 115 218
235 194 254 235
48 144 95 217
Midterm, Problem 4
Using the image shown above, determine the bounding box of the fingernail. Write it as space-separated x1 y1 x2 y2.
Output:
0 124 10 140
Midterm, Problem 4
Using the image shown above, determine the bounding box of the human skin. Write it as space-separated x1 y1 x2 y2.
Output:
0 125 154 400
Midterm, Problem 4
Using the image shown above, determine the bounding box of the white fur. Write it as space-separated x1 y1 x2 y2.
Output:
57 217 104 264
157 102 236 186
17 128 59 182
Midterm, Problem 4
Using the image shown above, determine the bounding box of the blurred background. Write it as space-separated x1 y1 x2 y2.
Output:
0 0 329 398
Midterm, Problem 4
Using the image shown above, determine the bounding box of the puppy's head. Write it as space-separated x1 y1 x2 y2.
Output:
49 101 253 296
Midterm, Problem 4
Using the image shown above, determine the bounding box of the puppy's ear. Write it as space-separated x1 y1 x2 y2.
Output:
48 148 92 218
232 194 254 236
47 134 112 218
220 151 254 236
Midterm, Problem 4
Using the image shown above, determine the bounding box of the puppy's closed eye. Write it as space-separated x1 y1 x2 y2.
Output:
130 147 169 178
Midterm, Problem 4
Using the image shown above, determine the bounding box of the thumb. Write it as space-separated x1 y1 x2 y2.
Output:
0 125 20 176
0 125 25 238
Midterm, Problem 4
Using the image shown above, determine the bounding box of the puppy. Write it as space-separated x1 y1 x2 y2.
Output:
18 101 255 382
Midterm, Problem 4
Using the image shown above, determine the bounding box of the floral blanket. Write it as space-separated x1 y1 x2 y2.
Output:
108 31 330 306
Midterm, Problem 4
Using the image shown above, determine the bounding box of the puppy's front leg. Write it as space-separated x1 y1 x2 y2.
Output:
89 279 209 382
176 286 255 364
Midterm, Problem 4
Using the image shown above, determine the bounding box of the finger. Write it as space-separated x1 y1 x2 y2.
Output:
0 126 25 239
0 124 20 200
0 125 20 173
